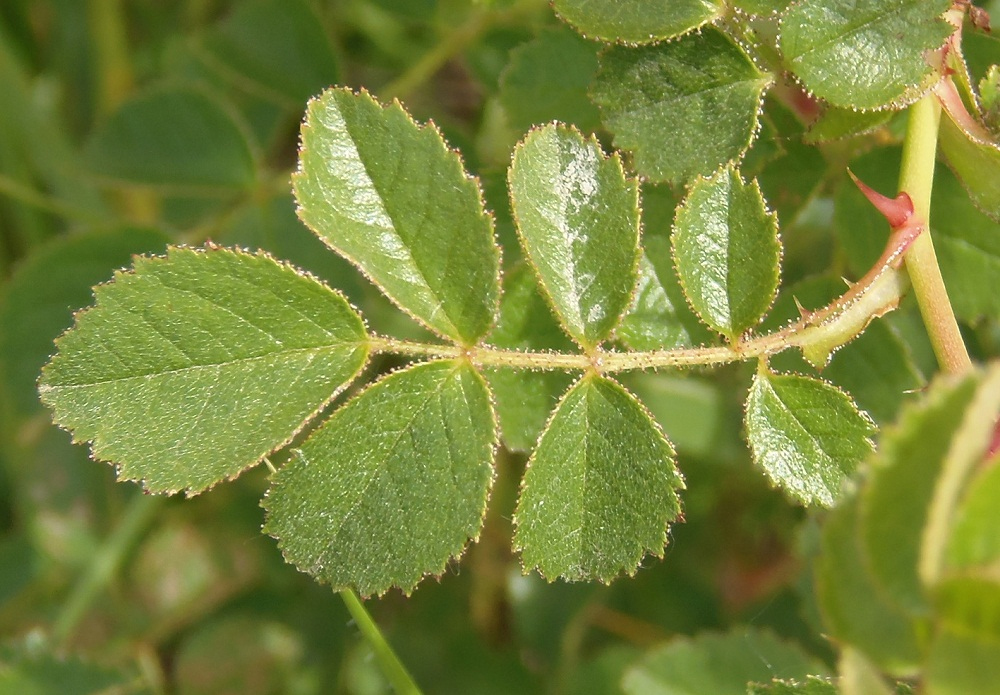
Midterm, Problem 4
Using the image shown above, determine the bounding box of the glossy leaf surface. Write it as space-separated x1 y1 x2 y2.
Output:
553 0 722 44
673 165 780 340
514 375 682 582
509 124 639 349
780 0 951 110
622 628 827 695
294 87 500 344
745 371 875 507
39 247 369 494
265 360 495 597
592 29 770 184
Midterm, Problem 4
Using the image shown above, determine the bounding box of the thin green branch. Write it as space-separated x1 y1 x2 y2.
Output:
339 590 423 695
367 256 909 373
898 92 971 374
53 493 163 646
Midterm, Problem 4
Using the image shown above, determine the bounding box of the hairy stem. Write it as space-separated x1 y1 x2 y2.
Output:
898 93 971 374
339 590 423 695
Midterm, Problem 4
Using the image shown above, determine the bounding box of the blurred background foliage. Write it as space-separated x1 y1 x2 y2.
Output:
1 1 999 693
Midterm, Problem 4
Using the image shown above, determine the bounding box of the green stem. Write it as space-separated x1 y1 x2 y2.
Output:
898 93 972 374
339 590 423 695
52 493 163 646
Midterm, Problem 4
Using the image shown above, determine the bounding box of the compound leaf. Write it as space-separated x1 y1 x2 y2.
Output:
592 29 771 184
745 370 875 507
553 0 723 45
294 87 500 345
780 0 951 111
264 360 495 597
622 628 828 695
509 124 639 349
673 165 780 340
514 374 683 583
39 247 369 494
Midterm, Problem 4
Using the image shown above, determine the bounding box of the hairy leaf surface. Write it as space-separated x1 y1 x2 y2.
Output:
745 371 875 507
553 0 722 44
294 87 500 344
673 165 780 340
780 0 951 110
592 29 771 184
514 374 682 582
265 360 495 597
39 247 369 494
509 124 639 349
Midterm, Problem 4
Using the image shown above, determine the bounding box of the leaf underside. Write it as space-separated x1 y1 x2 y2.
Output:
264 360 496 597
39 247 369 494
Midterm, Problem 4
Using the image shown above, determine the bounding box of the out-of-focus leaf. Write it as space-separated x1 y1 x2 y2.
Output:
672 165 780 340
552 0 722 44
946 461 1000 570
780 0 951 111
514 374 682 582
815 494 921 673
509 124 639 349
939 104 1000 221
745 370 875 507
39 247 369 494
0 645 151 695
294 87 500 344
592 29 771 184
199 0 339 106
264 360 496 597
748 676 838 694
925 625 1000 695
85 85 257 190
622 628 828 695
498 27 600 134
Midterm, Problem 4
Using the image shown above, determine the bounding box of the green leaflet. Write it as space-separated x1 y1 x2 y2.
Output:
264 360 496 597
732 0 789 14
815 493 921 674
485 265 574 452
946 462 1000 570
497 27 601 135
509 124 640 349
39 247 369 494
673 165 780 340
779 0 951 111
198 0 340 106
926 626 1000 695
84 86 257 190
552 0 722 44
592 29 771 184
745 371 875 507
294 87 500 345
804 106 893 144
514 374 683 583
622 628 828 695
